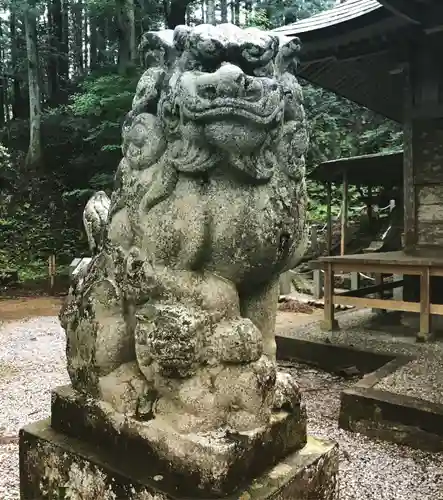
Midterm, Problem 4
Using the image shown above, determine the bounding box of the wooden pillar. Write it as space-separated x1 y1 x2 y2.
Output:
350 272 360 290
367 185 373 231
279 272 292 296
326 182 332 256
374 273 384 299
313 269 324 299
340 171 348 256
393 274 404 300
311 225 319 254
417 267 431 342
320 262 339 331
403 63 416 253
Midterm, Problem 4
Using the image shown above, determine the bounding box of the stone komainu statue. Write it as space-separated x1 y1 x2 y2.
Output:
60 23 309 495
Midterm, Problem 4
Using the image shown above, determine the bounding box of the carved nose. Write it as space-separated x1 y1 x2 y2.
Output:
197 64 262 101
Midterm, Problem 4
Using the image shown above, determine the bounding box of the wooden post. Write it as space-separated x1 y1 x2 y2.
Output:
279 272 292 296
313 269 324 299
367 185 373 231
403 63 416 253
48 254 56 294
374 273 383 299
417 267 431 342
340 171 348 256
393 274 404 300
371 273 385 313
311 225 319 254
350 272 360 291
326 182 332 256
320 262 339 331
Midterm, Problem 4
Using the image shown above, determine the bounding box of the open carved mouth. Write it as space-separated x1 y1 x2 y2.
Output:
181 99 284 126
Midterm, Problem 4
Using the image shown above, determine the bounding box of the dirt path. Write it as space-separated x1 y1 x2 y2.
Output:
0 296 323 333
0 297 63 322
275 310 323 330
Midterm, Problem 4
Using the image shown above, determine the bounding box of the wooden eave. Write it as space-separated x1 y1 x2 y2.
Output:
309 151 403 186
272 0 443 121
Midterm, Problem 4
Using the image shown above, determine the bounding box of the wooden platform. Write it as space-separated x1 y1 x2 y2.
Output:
313 251 443 341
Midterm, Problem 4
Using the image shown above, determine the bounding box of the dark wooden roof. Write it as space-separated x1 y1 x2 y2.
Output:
273 0 382 35
309 151 403 186
273 0 443 121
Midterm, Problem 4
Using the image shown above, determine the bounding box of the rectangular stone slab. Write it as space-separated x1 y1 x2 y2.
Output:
50 385 308 497
20 419 339 499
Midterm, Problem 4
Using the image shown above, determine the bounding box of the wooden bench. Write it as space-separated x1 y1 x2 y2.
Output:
311 251 443 342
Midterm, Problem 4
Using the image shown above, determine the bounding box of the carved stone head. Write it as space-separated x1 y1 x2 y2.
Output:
128 23 308 182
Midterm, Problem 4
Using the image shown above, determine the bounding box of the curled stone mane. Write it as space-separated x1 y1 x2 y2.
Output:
109 23 308 233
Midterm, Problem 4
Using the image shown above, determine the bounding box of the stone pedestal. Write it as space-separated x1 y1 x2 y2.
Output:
19 385 338 499
20 419 338 500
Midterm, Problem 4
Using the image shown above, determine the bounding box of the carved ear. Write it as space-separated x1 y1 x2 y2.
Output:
138 30 175 70
173 25 191 53
276 36 302 75
128 30 177 120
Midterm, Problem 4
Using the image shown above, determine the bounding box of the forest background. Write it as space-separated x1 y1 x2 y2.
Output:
0 0 403 279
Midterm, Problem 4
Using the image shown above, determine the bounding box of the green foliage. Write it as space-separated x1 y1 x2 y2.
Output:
258 0 335 25
70 72 139 150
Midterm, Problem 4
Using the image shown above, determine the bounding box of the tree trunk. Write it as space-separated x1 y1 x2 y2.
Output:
206 0 215 24
72 0 84 77
128 0 136 63
0 79 4 128
234 0 240 25
116 0 136 73
0 21 5 126
220 0 228 23
10 11 25 119
163 0 193 28
230 0 234 23
96 15 106 66
24 0 42 167
201 0 205 23
89 16 98 69
59 0 69 86
47 0 59 103
83 12 89 69
245 0 252 24
186 4 191 24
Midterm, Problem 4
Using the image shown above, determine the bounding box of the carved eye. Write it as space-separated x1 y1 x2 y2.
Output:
197 39 219 56
242 43 264 63
253 61 275 78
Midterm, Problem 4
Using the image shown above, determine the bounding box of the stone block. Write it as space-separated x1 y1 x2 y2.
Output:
69 258 82 277
49 386 308 498
20 419 339 500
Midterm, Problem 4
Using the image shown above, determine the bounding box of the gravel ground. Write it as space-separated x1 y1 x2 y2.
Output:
374 352 443 404
279 307 443 407
1 315 442 499
0 317 69 500
280 361 443 500
279 307 443 358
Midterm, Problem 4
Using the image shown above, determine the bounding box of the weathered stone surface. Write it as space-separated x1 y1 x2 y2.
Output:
44 22 314 497
50 385 307 497
20 419 338 500
83 190 111 255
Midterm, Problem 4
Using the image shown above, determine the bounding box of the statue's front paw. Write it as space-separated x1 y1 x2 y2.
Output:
98 361 150 416
209 318 263 364
136 303 209 379
273 371 301 412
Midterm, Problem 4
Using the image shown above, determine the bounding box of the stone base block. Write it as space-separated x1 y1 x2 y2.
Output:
50 385 308 497
20 419 339 500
